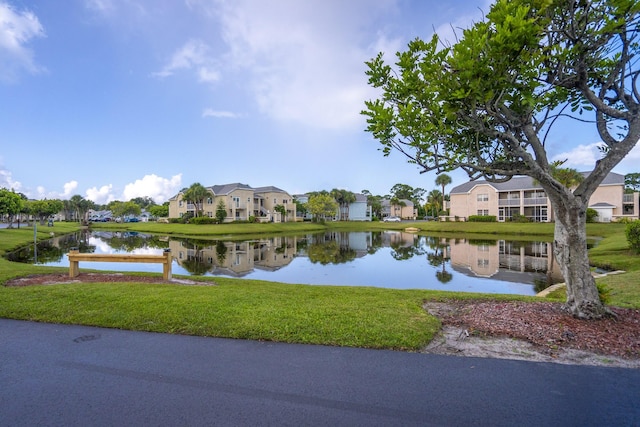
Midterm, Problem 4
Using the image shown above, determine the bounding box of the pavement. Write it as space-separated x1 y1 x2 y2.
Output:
1 319 638 426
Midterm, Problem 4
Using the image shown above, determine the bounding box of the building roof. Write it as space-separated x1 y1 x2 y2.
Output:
208 183 253 195
450 172 624 194
254 186 287 194
590 202 616 208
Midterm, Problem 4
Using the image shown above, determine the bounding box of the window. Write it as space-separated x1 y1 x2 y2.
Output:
207 197 212 204
477 209 489 216
477 193 489 202
179 200 183 207
233 197 240 208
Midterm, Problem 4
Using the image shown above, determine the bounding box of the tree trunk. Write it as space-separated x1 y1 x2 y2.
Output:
552 198 607 319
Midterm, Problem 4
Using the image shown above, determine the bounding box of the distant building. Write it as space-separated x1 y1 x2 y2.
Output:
449 172 639 222
381 198 417 220
293 193 372 221
168 183 296 222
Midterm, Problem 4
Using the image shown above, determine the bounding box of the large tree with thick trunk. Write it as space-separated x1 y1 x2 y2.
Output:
362 0 640 319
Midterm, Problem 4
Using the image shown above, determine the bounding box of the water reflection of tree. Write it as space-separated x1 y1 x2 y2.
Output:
216 241 227 264
308 241 357 264
174 238 217 275
312 232 359 264
6 230 95 264
390 239 425 260
367 232 384 255
103 233 149 252
425 237 452 284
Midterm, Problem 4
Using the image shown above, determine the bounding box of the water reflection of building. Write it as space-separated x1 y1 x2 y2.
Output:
448 239 564 284
380 231 418 248
168 237 296 276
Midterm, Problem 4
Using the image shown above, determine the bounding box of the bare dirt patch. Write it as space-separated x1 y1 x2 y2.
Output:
3 273 214 287
423 300 640 368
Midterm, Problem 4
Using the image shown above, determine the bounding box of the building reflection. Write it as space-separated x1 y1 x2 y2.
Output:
447 238 563 287
168 236 297 277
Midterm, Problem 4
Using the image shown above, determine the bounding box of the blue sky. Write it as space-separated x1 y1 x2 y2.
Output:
1 0 638 205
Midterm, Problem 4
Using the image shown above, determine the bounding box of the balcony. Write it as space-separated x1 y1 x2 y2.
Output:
498 199 521 206
523 197 548 205
623 194 634 204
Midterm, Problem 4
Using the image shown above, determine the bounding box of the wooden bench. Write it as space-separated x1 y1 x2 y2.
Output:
67 249 172 280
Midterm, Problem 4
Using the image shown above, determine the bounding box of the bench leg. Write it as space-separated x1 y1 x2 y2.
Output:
69 260 79 278
163 251 172 281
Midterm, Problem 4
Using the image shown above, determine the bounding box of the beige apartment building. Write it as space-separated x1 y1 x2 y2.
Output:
449 172 639 222
168 183 296 222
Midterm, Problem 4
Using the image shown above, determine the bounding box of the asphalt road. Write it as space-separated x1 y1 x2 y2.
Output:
1 319 638 426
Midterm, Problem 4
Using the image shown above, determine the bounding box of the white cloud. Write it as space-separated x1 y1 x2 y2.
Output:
0 2 46 82
152 39 219 83
552 141 640 174
0 165 22 191
62 180 79 197
122 173 182 203
552 143 604 170
84 0 115 15
202 108 240 119
209 0 394 131
86 184 115 205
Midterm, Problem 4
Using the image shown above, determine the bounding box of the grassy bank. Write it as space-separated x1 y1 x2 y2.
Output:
0 220 638 349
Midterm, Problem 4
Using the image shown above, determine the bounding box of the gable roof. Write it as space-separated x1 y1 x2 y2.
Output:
254 186 287 194
208 183 253 195
450 172 625 194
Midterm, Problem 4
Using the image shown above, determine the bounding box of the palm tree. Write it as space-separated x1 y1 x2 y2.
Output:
331 189 356 221
426 189 443 218
183 183 210 217
435 173 452 213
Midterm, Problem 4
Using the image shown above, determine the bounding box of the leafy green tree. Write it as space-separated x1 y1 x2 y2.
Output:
108 201 141 219
183 183 210 217
130 196 157 210
294 198 308 219
149 202 169 218
273 204 287 222
307 193 339 222
362 0 640 319
389 183 426 207
215 200 227 223
27 199 64 225
625 173 640 192
363 190 383 219
0 188 24 227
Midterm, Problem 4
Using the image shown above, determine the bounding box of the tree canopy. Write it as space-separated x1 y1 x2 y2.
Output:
0 188 24 226
363 0 640 319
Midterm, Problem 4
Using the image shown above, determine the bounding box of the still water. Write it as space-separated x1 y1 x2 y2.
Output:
6 230 563 295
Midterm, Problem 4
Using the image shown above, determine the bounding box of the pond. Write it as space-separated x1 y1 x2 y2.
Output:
5 230 564 295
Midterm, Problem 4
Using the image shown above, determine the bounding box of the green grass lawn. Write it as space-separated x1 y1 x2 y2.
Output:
0 220 638 350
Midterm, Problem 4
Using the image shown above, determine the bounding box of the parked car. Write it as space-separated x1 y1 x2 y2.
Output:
383 216 401 222
124 217 139 223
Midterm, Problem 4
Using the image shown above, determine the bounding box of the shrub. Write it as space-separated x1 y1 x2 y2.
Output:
191 216 216 225
586 208 598 223
508 213 529 223
468 215 497 222
625 220 640 253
